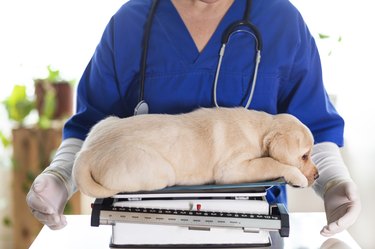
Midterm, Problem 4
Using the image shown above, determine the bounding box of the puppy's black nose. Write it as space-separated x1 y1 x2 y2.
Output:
314 172 319 180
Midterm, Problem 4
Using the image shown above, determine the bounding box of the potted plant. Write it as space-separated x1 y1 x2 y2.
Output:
1 81 80 249
34 65 74 124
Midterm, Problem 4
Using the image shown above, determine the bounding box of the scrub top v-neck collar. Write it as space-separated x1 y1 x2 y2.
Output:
156 0 245 66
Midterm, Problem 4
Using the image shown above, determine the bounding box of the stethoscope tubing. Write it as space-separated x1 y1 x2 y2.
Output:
135 0 262 115
138 0 159 104
214 28 261 109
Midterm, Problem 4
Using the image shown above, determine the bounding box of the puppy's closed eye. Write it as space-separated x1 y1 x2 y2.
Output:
302 154 309 161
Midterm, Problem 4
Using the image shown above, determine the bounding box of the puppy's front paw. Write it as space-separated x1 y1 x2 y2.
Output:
284 168 308 188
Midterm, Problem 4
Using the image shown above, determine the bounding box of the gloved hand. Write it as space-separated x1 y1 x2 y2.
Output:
26 138 83 229
321 180 361 237
26 173 69 230
312 142 361 236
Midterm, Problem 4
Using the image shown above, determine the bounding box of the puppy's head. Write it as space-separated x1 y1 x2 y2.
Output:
265 114 319 186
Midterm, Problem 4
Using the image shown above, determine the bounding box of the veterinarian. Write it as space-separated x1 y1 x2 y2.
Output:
26 0 361 237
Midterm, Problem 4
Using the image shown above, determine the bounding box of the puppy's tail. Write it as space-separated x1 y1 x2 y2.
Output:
73 150 118 198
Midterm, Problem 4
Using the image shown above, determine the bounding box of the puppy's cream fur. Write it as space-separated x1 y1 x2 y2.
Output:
73 107 318 198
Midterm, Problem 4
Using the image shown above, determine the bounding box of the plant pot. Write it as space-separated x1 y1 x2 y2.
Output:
35 80 73 120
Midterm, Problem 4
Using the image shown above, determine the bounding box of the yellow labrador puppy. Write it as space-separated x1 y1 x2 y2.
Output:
73 107 318 198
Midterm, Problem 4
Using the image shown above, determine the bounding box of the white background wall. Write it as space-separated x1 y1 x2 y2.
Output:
0 0 374 248
290 1 375 248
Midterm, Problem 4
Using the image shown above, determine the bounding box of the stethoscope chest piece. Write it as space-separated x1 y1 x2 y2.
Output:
134 100 149 116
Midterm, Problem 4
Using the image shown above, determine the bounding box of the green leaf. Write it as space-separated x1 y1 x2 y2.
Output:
318 33 330 39
11 157 19 171
3 85 34 124
0 131 11 148
26 170 36 183
22 181 30 194
42 89 56 119
2 216 12 227
47 65 62 83
64 201 73 214
37 85 56 129
38 116 52 129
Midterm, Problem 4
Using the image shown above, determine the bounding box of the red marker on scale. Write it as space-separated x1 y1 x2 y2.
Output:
196 204 202 211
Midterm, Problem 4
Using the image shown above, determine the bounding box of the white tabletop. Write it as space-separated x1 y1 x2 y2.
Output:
29 213 361 249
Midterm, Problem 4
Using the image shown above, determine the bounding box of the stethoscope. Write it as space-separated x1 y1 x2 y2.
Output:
134 0 262 116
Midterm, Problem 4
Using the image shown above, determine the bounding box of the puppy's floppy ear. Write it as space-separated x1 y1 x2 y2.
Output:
262 131 283 156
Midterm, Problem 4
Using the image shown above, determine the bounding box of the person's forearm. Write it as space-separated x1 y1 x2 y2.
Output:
312 142 352 197
43 138 83 198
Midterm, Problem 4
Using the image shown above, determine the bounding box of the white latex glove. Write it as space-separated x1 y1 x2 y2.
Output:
26 173 69 230
312 142 361 237
26 138 83 230
321 181 361 237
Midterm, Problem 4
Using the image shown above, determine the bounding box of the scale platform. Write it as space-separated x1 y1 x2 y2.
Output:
91 178 289 248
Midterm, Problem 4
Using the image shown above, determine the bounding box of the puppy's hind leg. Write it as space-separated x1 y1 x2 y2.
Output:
215 156 308 187
103 146 176 193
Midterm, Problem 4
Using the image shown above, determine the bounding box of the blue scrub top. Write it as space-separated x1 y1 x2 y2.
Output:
64 0 345 205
